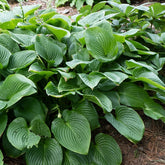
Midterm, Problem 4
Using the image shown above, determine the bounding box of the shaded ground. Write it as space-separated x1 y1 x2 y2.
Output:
4 1 165 165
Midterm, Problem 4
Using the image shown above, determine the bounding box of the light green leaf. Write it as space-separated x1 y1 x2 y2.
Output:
0 74 37 108
103 71 128 85
0 44 11 69
121 29 139 37
9 50 37 70
51 110 91 154
105 106 145 143
45 81 75 98
26 138 63 165
83 89 112 112
0 112 7 137
88 133 122 165
14 97 47 122
35 34 64 66
85 20 118 62
74 99 100 130
0 150 3 165
30 117 51 138
55 0 68 7
7 117 41 150
132 68 165 90
57 70 76 81
44 23 70 41
66 59 91 69
127 40 149 51
125 40 137 52
78 11 105 27
78 72 104 89
0 33 20 53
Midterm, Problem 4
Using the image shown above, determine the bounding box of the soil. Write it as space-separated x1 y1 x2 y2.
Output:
4 0 165 165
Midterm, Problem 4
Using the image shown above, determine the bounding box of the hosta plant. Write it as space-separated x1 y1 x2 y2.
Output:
0 1 165 164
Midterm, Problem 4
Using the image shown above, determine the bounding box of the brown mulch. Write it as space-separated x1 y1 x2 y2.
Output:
4 1 165 164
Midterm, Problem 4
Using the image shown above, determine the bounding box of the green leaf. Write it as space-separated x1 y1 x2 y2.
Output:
7 117 41 150
35 34 64 66
55 0 68 7
0 150 3 165
0 112 7 137
78 72 104 89
66 59 91 69
30 117 51 138
105 106 145 143
0 33 20 53
9 50 37 70
103 71 128 85
83 89 112 112
14 97 47 122
45 81 75 98
74 99 100 130
88 133 122 165
44 23 70 41
51 110 91 155
0 44 11 69
63 150 89 165
78 11 105 27
85 21 118 62
0 74 37 108
132 68 165 90
26 138 63 165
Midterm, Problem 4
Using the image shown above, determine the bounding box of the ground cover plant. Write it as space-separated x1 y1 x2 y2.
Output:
0 1 165 164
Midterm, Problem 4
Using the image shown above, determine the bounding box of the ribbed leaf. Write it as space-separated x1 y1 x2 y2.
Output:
74 99 100 130
35 34 64 66
66 59 91 69
45 81 75 98
0 74 37 108
83 89 112 112
63 150 89 165
105 106 145 143
88 133 122 165
78 72 104 89
0 112 7 137
103 71 128 85
9 50 37 70
132 68 165 90
14 97 46 122
78 11 105 27
7 117 40 150
30 117 51 138
0 44 11 69
0 33 20 53
0 150 3 165
44 23 70 41
26 138 63 165
51 110 91 154
85 21 118 62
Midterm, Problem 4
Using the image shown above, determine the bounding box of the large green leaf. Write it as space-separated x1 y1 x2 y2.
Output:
45 81 75 98
0 33 20 53
88 133 122 165
85 20 118 62
105 106 145 143
78 72 104 89
7 117 40 150
0 112 7 137
14 97 47 122
9 50 37 70
0 74 37 108
0 44 11 69
0 150 3 165
35 34 64 66
26 138 63 165
118 82 165 121
83 89 112 112
44 23 70 41
30 117 51 138
51 110 91 154
63 150 89 165
74 99 100 130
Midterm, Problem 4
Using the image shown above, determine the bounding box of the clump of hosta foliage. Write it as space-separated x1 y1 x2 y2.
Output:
0 1 165 164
